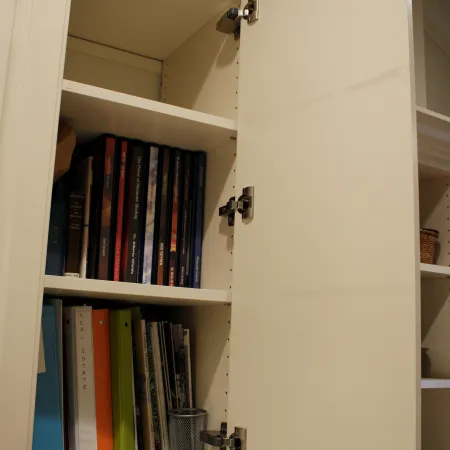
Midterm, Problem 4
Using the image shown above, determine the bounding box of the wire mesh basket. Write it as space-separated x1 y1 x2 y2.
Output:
169 408 208 450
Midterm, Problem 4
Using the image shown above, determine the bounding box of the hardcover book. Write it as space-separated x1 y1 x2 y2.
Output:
64 192 84 277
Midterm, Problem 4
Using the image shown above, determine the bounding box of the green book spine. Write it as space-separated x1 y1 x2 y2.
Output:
110 310 135 450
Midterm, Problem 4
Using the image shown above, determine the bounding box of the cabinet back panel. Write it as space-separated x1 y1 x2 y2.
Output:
423 389 450 450
162 8 239 120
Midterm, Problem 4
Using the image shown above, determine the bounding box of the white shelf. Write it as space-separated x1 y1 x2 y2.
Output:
417 106 450 178
44 275 231 306
60 80 237 151
421 378 450 389
420 263 450 278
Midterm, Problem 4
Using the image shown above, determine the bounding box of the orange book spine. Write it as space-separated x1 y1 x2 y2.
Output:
92 310 113 450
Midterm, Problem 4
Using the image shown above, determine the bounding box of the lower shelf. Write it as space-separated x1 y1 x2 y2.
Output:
420 263 450 278
421 378 450 389
44 275 231 306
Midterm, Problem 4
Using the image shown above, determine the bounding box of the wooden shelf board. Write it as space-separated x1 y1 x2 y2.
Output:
417 106 450 177
420 263 450 278
60 80 237 151
44 275 231 306
421 378 450 389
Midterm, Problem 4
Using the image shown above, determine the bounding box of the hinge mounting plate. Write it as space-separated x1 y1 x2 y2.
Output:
216 0 259 39
200 422 247 450
219 186 254 227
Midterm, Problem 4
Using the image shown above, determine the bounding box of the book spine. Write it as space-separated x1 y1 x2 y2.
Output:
79 157 93 278
114 141 128 281
92 310 113 450
123 143 149 283
64 193 84 277
132 340 145 450
110 310 135 450
150 323 169 450
190 153 206 288
146 322 162 450
87 144 105 279
157 148 173 286
185 158 197 288
45 176 68 276
163 323 178 409
168 151 182 287
172 324 186 408
177 153 192 287
158 323 172 412
74 306 97 450
143 146 160 284
98 137 117 280
183 329 193 408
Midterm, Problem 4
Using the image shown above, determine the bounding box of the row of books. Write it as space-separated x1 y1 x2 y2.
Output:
33 302 193 450
46 135 206 288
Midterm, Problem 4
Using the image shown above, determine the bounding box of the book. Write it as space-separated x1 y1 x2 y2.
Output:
32 305 64 450
156 148 173 285
183 328 193 408
64 192 84 277
163 322 178 409
110 310 135 450
122 142 149 283
142 146 159 284
46 175 68 276
190 153 206 289
172 324 186 409
168 150 183 287
158 323 172 412
79 157 93 278
131 309 156 450
145 322 162 450
178 153 192 287
92 310 113 450
150 323 169 450
64 306 97 450
98 136 118 280
114 140 128 281
87 138 107 279
132 345 144 450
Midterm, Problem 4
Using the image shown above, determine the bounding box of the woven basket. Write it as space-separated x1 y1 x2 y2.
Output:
420 228 439 264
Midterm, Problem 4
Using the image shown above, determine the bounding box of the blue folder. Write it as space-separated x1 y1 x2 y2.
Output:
32 305 63 450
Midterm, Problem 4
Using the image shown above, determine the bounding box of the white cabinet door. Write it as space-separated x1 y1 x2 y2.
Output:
228 2 421 449
0 0 71 448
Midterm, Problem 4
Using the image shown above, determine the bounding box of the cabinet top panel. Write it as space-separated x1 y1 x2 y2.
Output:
68 0 232 60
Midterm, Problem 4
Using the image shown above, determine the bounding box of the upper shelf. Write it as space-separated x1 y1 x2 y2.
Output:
60 80 237 151
44 275 231 306
420 263 450 278
417 106 450 178
421 378 450 389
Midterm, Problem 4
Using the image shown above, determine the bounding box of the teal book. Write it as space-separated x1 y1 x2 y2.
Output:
32 305 63 450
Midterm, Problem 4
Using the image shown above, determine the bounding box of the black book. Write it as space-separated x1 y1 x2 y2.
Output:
163 322 178 409
168 150 183 287
185 155 198 288
158 322 172 412
98 136 119 280
178 152 193 287
156 148 173 286
122 142 149 283
64 192 84 277
86 137 106 279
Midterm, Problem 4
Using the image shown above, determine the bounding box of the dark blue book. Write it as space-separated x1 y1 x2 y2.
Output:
190 152 206 289
45 176 68 275
32 305 63 450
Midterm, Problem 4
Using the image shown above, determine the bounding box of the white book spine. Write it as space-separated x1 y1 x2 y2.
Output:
142 147 159 284
80 157 93 278
73 306 97 450
151 323 169 450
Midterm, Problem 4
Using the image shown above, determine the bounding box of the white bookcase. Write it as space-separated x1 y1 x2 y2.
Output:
0 0 439 450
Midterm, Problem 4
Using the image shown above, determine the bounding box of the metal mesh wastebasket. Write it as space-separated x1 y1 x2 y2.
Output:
169 409 208 450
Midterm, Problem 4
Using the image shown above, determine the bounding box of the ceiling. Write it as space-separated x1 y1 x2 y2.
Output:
68 0 233 61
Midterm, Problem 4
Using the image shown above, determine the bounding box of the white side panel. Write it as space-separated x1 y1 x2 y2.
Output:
0 0 15 120
64 37 162 100
0 0 71 448
228 2 420 450
162 8 239 120
412 0 427 108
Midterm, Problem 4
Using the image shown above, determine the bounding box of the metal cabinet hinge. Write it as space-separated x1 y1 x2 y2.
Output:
219 186 254 227
216 0 259 39
200 422 247 450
